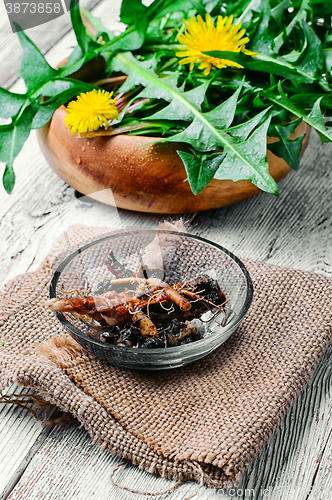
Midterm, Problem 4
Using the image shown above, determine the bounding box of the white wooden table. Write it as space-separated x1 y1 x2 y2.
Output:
0 1 332 499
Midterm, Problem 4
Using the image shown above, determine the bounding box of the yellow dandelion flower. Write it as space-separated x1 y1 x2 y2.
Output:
64 89 119 135
176 13 257 76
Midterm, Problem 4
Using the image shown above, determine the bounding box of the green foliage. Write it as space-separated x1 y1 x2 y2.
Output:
214 117 278 194
144 81 210 121
247 0 274 55
32 81 98 129
295 22 324 77
1 0 332 195
268 118 305 171
165 86 243 150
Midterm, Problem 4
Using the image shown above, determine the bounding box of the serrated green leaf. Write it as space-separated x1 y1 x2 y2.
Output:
15 28 57 89
56 50 99 79
214 116 279 194
103 0 201 54
0 99 40 163
166 115 221 151
253 93 266 108
121 0 183 26
249 0 274 55
236 0 262 24
35 78 95 99
117 0 167 52
177 150 225 194
203 86 242 129
165 87 242 151
66 45 84 68
294 21 324 77
270 0 292 27
0 88 27 119
202 51 252 66
268 118 305 170
307 97 332 143
0 98 40 193
106 27 146 52
110 52 152 88
157 0 205 18
203 49 316 84
246 53 315 83
145 81 209 122
81 9 114 41
114 52 279 194
116 55 159 93
120 0 148 25
113 53 180 102
137 73 180 101
291 92 332 110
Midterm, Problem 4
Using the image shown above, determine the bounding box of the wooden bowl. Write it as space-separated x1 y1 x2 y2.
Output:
37 111 310 213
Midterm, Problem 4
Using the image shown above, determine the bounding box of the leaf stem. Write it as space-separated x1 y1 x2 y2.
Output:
142 44 181 52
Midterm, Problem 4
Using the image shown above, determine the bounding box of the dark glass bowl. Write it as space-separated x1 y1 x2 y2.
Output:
49 230 253 370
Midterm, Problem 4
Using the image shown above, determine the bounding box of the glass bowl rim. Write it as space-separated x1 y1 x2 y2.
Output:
49 229 254 354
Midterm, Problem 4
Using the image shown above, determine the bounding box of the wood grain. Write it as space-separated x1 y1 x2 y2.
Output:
1 0 332 499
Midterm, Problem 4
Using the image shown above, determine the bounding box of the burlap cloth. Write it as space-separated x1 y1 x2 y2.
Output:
1 225 331 489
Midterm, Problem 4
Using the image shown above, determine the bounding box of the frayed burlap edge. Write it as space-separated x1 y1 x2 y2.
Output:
1 224 332 489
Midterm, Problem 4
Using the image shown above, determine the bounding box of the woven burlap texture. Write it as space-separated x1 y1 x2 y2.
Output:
0 225 331 489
